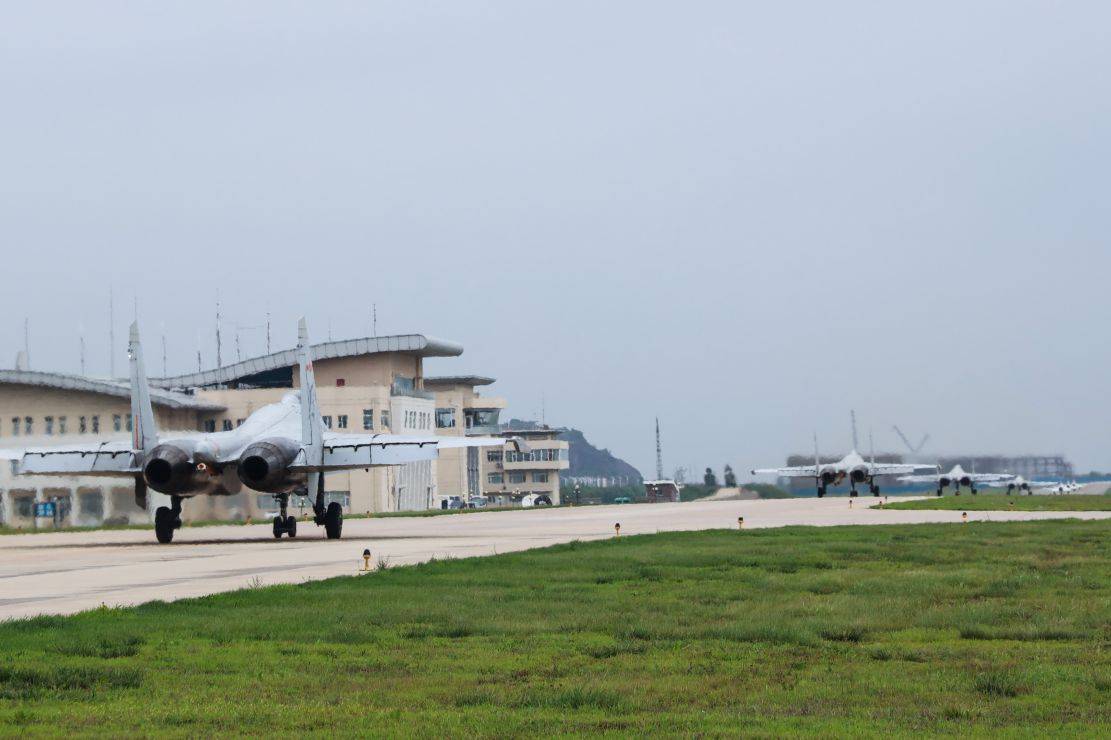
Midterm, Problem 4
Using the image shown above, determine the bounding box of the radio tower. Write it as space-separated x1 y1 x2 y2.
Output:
655 417 664 480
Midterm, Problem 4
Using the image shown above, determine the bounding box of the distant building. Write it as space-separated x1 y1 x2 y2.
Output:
0 334 533 528
482 427 569 506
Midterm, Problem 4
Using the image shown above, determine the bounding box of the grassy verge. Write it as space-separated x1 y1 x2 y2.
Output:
1 520 1109 735
880 493 1111 512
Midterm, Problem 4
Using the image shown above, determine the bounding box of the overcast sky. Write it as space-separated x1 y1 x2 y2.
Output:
2 2 1109 476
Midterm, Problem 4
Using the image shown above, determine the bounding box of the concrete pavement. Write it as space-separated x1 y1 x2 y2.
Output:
1 497 1108 620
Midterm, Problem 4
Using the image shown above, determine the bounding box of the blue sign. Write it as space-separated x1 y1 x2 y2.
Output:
34 501 56 518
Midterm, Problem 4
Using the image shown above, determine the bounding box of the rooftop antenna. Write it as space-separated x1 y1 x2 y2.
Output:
266 311 271 354
195 329 203 372
235 325 242 362
541 393 546 426
850 409 860 451
23 317 30 369
161 325 168 377
373 303 377 337
655 417 665 480
215 292 222 368
108 288 116 377
79 323 86 376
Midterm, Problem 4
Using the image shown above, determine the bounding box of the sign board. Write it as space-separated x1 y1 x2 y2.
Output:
34 501 56 518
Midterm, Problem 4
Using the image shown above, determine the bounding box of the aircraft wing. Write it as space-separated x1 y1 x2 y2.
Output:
896 474 939 483
869 463 938 476
18 441 139 476
750 466 818 478
968 473 1014 483
300 433 520 471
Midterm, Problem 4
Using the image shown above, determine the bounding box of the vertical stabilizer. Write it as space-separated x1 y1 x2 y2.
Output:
813 432 820 470
850 410 860 451
128 322 158 453
298 318 324 459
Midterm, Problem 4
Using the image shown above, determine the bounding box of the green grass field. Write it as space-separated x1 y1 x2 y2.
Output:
1 520 1109 736
880 493 1111 512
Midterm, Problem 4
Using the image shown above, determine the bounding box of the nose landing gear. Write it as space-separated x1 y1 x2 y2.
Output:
154 495 183 544
272 493 298 539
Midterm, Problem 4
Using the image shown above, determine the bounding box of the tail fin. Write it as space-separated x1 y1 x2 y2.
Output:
297 318 324 459
128 322 158 453
850 409 859 451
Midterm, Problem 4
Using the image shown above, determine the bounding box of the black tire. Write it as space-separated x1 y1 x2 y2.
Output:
817 488 825 498
273 516 284 539
286 516 297 538
872 486 881 497
155 507 175 544
936 489 943 497
324 502 343 540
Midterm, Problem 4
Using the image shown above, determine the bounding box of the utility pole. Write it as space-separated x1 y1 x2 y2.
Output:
372 303 377 337
655 417 664 480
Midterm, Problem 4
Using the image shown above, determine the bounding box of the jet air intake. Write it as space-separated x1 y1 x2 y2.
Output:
237 438 303 493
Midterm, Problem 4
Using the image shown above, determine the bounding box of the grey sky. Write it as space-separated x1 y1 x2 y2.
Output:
2 2 1109 476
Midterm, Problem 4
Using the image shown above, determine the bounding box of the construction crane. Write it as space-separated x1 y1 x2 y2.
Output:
892 426 930 455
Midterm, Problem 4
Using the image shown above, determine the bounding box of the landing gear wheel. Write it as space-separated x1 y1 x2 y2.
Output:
817 487 826 498
872 486 881 497
970 488 977 496
273 516 284 539
324 502 343 540
155 507 176 544
937 489 943 497
850 490 859 498
286 516 297 538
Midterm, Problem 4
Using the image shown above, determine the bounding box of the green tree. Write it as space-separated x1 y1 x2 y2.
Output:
703 467 718 487
723 465 737 487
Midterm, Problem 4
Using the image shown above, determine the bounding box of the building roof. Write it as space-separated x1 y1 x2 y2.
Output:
499 426 568 438
150 334 463 390
0 370 226 411
423 375 496 388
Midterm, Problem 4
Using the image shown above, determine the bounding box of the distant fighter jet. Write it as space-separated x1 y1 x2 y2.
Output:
751 421 937 497
897 464 1014 496
19 319 515 543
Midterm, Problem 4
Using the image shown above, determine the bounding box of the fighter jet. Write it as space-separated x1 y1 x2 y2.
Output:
897 464 1014 496
19 319 516 543
751 422 938 497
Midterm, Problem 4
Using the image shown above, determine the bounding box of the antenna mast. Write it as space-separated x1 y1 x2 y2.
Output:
266 311 271 353
108 288 115 377
655 417 664 480
79 329 86 376
215 293 222 367
23 317 30 369
161 332 168 376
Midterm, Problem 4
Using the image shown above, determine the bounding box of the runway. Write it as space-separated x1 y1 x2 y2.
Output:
2 497 1109 620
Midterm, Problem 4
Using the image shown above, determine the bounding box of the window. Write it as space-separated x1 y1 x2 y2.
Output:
79 416 87 434
362 409 374 430
322 415 332 429
45 416 54 435
508 472 527 485
58 417 67 435
222 420 233 431
381 410 390 429
91 416 100 433
533 472 549 483
113 414 122 432
336 378 345 387
203 419 216 433
487 450 503 462
488 473 504 485
11 417 19 436
337 415 348 429
24 417 32 435
126 414 133 432
236 419 245 427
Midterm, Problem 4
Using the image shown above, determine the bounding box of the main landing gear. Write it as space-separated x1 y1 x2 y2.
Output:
309 473 343 540
869 482 881 497
817 485 827 498
155 496 183 544
272 494 297 539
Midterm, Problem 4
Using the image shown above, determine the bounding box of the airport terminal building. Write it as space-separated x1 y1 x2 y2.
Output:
0 334 565 529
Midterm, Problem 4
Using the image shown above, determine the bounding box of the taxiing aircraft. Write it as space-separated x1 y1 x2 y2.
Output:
751 424 938 497
19 320 515 543
897 465 1014 496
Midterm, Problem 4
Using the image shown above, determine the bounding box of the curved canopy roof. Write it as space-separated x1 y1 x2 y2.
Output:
0 370 225 411
150 334 463 390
